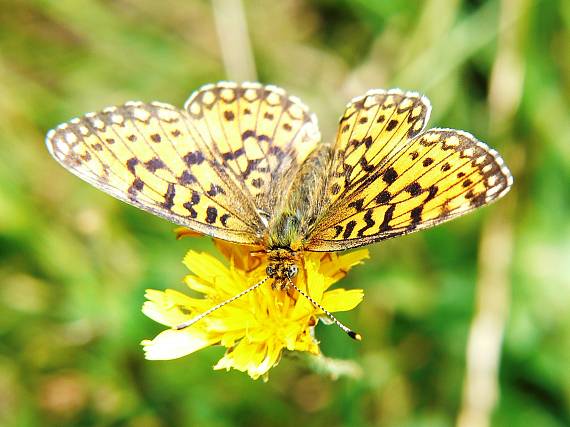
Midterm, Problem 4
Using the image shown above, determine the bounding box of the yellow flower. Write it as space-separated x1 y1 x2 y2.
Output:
141 239 367 380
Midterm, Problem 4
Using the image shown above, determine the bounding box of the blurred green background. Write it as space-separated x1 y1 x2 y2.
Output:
1 0 569 426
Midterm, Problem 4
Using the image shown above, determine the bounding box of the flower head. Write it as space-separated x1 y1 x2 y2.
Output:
142 238 367 380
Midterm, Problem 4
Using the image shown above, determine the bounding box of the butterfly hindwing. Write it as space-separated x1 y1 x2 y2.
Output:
305 91 513 251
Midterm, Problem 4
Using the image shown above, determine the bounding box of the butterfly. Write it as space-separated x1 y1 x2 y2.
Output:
46 82 512 337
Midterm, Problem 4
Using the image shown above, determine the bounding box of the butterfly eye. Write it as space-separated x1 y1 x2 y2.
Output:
287 265 298 278
266 265 276 277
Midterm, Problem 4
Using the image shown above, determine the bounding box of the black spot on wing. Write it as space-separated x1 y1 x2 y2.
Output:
470 193 486 207
258 135 271 144
342 220 357 239
406 182 423 197
379 204 395 232
333 225 343 239
382 167 398 184
206 184 226 197
222 148 245 161
145 157 166 172
183 204 197 218
128 177 144 198
182 191 200 218
242 159 262 179
178 170 197 185
163 183 176 209
184 151 205 166
206 206 218 224
376 190 391 204
357 210 375 237
241 130 255 140
359 157 375 173
331 183 341 195
386 119 398 131
425 185 438 202
126 157 139 175
348 198 364 212
410 206 423 224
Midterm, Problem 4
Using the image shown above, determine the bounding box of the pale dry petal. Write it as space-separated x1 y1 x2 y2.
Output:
142 329 215 360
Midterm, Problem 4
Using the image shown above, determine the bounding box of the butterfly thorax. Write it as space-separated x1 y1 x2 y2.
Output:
265 144 333 252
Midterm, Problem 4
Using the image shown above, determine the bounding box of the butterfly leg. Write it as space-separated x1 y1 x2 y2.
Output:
274 278 296 298
284 282 297 299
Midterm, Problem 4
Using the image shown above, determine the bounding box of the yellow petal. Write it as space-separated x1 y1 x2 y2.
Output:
214 340 282 380
214 239 263 272
250 342 282 378
321 288 364 312
183 250 232 286
183 275 216 295
318 250 369 284
142 289 198 327
289 259 325 319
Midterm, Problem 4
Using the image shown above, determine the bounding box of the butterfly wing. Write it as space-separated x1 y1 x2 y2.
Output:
184 82 321 217
305 89 513 251
46 82 320 245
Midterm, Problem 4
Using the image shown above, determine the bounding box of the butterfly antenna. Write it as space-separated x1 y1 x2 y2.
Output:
287 278 362 341
174 276 269 330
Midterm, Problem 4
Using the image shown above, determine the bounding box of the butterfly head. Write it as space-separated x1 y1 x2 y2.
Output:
266 249 299 281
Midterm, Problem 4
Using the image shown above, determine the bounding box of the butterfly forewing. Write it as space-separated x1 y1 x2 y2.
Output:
184 82 320 215
325 89 431 207
46 101 263 243
306 93 512 251
46 83 320 245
